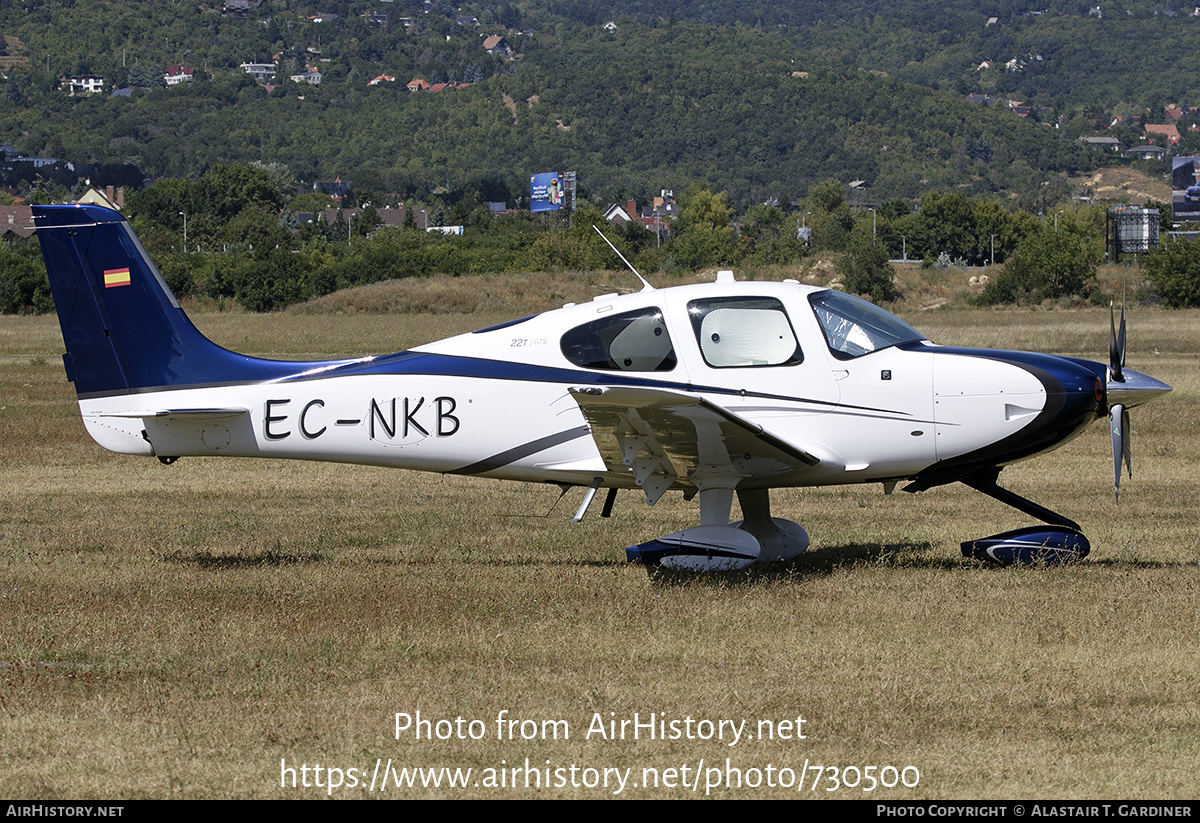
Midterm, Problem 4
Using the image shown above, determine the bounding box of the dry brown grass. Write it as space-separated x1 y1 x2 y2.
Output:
2 294 1198 799
1070 167 1171 205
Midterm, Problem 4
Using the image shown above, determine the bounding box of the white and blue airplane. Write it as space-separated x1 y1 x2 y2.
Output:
33 203 1171 569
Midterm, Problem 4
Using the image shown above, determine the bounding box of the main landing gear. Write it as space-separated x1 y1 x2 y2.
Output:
626 488 809 571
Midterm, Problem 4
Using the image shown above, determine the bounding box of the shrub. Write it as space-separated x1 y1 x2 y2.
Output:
0 243 51 314
977 228 1098 305
837 232 895 303
1145 239 1200 308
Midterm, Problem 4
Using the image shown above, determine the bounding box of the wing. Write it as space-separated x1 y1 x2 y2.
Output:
569 385 819 504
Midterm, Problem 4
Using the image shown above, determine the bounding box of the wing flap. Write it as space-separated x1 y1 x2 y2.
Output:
569 385 819 503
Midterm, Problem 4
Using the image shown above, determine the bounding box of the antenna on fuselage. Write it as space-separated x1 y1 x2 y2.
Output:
592 225 654 292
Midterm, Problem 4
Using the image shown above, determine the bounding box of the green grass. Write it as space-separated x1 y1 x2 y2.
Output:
1 295 1197 799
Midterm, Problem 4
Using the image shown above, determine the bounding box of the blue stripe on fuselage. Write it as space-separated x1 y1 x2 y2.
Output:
902 343 1104 488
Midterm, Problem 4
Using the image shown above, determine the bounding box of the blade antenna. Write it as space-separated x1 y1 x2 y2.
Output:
592 225 654 292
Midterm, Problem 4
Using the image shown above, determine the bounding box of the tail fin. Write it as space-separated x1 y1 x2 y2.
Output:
34 204 311 398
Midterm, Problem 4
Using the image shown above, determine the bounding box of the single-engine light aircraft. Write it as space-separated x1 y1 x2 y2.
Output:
33 204 1171 569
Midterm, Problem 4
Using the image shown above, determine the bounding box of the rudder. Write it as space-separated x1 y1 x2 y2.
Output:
34 204 309 398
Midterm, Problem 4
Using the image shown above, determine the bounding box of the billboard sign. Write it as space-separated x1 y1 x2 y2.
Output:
1172 156 1200 221
530 172 564 212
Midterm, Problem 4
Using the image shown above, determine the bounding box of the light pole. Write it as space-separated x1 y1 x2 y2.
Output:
798 212 811 245
178 212 187 248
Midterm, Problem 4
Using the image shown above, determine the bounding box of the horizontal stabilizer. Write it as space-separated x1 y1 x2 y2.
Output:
95 407 250 420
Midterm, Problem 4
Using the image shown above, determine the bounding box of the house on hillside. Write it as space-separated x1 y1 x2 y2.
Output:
406 78 430 92
314 178 351 202
223 0 256 17
368 74 395 86
291 68 323 85
1079 136 1121 151
77 186 125 211
0 141 56 170
603 202 634 226
164 65 195 86
1125 144 1166 161
315 206 423 232
483 35 512 57
65 76 104 95
0 205 33 239
1145 123 1181 144
240 63 276 81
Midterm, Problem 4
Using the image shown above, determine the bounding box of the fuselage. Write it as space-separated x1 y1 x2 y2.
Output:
76 277 1111 496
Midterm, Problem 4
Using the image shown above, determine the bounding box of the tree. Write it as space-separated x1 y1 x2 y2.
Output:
5 77 24 106
668 183 737 270
673 182 733 235
200 164 284 222
1145 239 1200 308
918 191 981 264
977 228 1099 305
804 180 853 252
837 229 895 303
125 62 163 88
0 242 51 314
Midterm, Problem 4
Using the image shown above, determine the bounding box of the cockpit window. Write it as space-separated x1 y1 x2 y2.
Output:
808 291 924 360
687 297 803 368
560 307 677 371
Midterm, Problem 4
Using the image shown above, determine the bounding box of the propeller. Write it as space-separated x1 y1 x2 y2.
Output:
1104 287 1171 501
1108 294 1128 501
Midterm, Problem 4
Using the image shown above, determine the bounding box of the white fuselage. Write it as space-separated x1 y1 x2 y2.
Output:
76 280 1066 497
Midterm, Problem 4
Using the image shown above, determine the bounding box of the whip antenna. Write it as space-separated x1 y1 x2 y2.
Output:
592 225 654 292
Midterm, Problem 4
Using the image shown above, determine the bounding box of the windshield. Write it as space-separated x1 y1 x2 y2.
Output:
808 291 925 360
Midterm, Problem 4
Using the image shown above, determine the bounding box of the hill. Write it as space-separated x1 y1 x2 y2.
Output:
0 3 1136 206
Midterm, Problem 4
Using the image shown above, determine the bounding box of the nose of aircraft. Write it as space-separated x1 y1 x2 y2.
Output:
1107 368 1173 409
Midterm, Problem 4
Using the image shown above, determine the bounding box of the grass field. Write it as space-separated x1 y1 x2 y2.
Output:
1 293 1197 799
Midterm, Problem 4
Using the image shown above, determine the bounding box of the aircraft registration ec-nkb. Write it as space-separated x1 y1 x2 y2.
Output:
33 204 1172 569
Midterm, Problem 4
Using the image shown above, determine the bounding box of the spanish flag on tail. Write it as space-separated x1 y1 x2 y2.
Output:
103 267 131 288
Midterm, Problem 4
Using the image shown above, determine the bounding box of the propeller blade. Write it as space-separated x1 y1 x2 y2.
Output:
1111 403 1126 502
1122 406 1132 480
1118 294 1127 375
1109 300 1125 384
